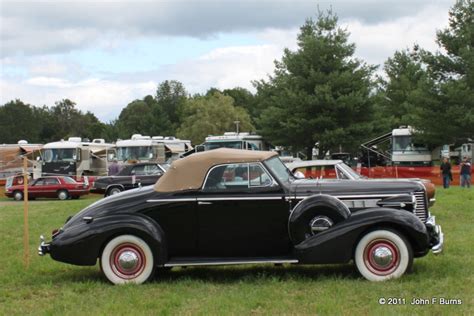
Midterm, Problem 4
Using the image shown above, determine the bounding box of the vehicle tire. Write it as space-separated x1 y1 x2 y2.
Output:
13 191 24 201
106 187 122 197
57 190 69 200
354 229 413 282
100 235 154 285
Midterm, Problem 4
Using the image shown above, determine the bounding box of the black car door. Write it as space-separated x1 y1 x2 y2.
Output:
196 162 291 257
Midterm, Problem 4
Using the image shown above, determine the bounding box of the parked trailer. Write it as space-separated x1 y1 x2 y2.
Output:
37 137 115 178
115 134 192 164
0 141 42 184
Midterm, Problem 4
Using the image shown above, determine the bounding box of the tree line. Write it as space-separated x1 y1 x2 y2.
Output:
1 1 472 158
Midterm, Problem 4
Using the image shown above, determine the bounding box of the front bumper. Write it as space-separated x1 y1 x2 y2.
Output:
38 235 50 256
426 215 444 254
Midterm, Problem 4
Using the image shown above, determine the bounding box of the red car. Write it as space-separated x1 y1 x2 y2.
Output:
5 176 89 201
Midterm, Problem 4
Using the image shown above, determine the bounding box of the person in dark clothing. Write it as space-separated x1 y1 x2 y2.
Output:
108 158 120 176
440 157 452 189
460 157 471 188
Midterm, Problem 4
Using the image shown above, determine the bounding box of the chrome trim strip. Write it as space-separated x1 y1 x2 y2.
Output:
288 194 396 200
147 198 197 203
197 196 283 201
164 258 298 267
147 196 284 203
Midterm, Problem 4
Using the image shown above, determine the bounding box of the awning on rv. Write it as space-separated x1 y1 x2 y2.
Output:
165 144 185 153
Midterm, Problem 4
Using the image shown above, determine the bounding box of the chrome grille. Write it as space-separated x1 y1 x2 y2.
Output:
414 191 427 222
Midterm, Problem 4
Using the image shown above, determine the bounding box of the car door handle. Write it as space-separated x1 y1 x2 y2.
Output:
198 201 213 205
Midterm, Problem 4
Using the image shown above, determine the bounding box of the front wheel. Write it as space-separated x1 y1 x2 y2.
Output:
100 235 154 284
354 229 413 282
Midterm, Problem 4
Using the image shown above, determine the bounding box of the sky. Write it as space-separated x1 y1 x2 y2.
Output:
0 0 454 122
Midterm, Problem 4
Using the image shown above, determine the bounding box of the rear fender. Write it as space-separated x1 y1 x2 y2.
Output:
50 214 167 266
295 208 429 264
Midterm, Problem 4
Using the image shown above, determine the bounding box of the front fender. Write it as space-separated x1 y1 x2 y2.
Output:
49 214 167 266
295 208 429 264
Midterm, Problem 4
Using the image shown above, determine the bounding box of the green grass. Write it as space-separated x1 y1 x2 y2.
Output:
0 188 472 315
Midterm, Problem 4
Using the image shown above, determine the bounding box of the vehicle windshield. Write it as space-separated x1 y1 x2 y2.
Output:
43 148 76 162
160 163 171 171
338 163 363 179
63 177 77 184
264 156 293 183
393 136 428 152
117 146 153 161
204 141 243 150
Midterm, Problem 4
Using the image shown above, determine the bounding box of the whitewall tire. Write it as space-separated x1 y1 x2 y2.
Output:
355 229 413 282
100 235 154 285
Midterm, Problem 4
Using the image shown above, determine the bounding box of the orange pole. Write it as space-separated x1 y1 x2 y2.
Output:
23 156 29 268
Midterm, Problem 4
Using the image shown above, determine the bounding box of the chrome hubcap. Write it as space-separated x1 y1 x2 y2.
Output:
310 216 333 234
118 251 139 271
372 246 393 268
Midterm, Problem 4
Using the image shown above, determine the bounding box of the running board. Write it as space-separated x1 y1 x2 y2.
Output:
164 257 299 267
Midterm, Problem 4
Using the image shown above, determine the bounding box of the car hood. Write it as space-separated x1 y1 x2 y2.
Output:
64 185 157 228
289 178 425 196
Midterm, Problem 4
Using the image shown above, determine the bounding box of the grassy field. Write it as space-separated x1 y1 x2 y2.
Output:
0 188 472 315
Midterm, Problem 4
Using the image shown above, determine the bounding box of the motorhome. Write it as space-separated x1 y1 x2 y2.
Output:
202 132 269 151
361 126 432 166
37 137 115 178
0 140 42 184
115 134 192 164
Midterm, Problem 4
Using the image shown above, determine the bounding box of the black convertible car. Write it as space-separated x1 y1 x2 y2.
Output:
91 162 168 196
39 149 443 284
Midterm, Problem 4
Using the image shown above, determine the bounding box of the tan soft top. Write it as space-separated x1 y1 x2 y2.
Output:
154 148 278 192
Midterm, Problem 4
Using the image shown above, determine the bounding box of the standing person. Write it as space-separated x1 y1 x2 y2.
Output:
460 157 472 188
108 158 120 176
440 157 452 189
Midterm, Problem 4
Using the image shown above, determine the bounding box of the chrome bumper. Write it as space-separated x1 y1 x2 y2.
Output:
38 235 50 256
426 215 444 255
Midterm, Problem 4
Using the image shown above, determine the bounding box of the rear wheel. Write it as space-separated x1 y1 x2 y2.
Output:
13 191 23 201
57 190 69 200
106 187 123 197
354 229 413 281
100 235 154 284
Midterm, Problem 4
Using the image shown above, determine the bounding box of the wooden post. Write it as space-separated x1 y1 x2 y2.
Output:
23 156 30 268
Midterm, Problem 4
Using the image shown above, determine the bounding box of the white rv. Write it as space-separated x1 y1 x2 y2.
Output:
115 134 192 163
203 132 269 151
38 137 115 177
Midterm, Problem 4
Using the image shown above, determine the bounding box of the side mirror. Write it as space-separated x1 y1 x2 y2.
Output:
196 145 205 152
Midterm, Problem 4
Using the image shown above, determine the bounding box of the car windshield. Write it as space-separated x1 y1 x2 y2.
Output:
264 156 293 183
338 163 363 179
63 177 77 184
160 163 170 171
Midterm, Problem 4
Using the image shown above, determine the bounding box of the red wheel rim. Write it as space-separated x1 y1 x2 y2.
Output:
363 238 400 276
110 243 146 280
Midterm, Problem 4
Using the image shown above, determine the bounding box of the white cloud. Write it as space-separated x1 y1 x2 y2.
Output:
1 77 156 121
0 1 453 123
1 0 453 57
